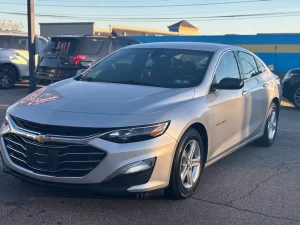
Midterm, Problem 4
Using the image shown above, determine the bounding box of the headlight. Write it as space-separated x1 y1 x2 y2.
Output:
0 113 10 135
101 122 169 143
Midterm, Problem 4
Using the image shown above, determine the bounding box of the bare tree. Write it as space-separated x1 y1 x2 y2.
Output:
0 19 24 32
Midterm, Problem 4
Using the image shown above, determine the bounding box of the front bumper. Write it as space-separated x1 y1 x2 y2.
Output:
0 117 176 193
282 81 292 100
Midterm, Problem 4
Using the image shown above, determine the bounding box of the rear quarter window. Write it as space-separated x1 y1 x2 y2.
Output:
112 40 134 52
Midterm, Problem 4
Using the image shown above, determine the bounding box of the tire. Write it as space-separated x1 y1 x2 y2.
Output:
292 84 300 110
256 102 278 147
0 64 17 89
165 128 204 200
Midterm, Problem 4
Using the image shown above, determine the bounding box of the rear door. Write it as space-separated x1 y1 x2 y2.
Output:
237 51 269 138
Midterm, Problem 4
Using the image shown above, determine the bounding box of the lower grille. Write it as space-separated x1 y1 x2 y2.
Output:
3 133 107 177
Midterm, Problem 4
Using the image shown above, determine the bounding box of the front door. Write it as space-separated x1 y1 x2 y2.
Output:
207 51 248 160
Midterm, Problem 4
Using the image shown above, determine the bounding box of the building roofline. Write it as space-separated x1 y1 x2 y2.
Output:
109 25 179 35
39 22 94 25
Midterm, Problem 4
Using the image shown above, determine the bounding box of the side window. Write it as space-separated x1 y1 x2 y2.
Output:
255 57 267 74
112 40 131 52
238 52 259 79
80 38 103 55
11 37 28 50
35 38 47 53
213 51 240 84
0 36 12 49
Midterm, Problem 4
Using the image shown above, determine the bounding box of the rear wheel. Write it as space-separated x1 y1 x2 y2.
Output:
292 84 300 109
256 102 278 147
0 65 17 89
165 128 204 200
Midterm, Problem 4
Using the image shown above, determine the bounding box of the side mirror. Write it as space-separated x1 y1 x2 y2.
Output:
211 78 244 90
76 69 86 76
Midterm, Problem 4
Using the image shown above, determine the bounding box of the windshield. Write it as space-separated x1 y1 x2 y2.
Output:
75 48 214 88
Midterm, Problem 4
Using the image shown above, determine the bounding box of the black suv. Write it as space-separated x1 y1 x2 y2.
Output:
35 35 139 84
282 68 300 109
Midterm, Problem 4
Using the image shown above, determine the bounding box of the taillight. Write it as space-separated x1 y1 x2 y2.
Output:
69 54 86 65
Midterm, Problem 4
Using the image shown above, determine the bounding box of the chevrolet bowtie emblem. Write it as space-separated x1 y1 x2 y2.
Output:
34 135 51 143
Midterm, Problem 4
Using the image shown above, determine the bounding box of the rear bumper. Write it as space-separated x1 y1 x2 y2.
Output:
35 70 78 81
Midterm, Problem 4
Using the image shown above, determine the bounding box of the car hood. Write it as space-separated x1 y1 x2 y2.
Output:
13 79 195 115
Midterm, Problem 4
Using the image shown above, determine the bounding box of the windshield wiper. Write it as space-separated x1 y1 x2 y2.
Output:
76 78 163 87
99 80 162 87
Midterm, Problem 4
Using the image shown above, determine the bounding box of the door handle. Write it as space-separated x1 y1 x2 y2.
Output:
242 90 250 96
263 83 270 88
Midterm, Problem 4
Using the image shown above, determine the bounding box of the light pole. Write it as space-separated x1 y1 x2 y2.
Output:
27 0 36 92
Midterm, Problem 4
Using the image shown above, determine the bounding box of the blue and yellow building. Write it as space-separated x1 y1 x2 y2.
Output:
130 33 300 73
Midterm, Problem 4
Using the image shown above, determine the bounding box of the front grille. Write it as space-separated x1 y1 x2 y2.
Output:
3 133 107 177
11 115 113 137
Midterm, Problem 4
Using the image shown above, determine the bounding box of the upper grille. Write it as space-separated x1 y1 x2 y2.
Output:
11 115 113 137
3 133 107 177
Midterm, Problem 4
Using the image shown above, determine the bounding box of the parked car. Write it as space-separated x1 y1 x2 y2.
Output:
0 32 48 88
282 68 300 109
35 35 139 84
0 42 281 199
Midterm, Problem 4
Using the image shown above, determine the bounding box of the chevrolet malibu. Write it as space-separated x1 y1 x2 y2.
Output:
0 42 281 199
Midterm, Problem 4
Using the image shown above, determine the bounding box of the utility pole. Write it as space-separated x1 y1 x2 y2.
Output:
27 0 36 92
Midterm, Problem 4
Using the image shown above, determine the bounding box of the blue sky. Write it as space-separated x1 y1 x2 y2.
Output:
1 0 300 35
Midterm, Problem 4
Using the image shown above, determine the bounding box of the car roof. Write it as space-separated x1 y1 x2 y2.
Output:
125 42 236 52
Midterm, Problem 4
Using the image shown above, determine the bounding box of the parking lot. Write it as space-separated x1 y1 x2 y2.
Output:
1 87 300 225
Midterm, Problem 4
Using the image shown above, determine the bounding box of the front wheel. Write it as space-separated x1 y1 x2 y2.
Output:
292 84 300 109
256 102 278 147
0 65 17 89
165 128 204 200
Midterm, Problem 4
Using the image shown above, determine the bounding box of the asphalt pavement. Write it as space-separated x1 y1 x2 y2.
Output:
1 87 300 225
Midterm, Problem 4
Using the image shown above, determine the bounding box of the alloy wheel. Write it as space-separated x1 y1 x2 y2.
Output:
294 87 300 108
0 66 15 88
267 109 277 140
180 140 201 189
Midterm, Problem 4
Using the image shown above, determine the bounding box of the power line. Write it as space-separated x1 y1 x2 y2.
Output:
2 5 300 17
0 0 271 8
36 0 170 2
1 10 300 22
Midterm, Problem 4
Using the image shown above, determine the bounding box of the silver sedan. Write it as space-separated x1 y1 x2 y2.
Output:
0 42 281 199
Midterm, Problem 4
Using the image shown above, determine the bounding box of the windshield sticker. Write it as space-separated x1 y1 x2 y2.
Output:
174 80 190 85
